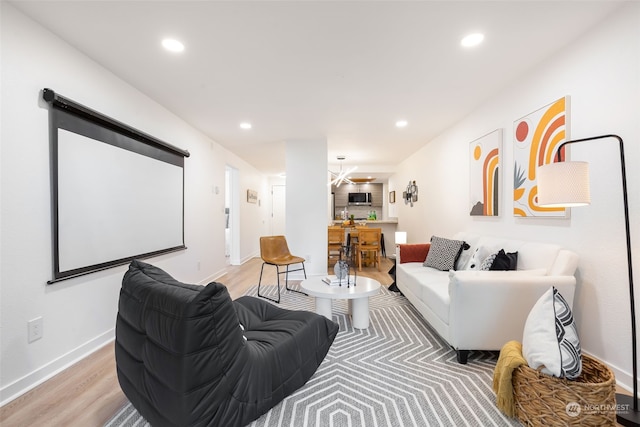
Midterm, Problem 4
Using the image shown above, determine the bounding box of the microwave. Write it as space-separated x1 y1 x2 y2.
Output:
348 192 372 205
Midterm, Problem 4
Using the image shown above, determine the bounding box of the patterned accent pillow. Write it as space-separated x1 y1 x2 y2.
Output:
466 246 488 270
522 286 582 379
454 242 473 270
423 236 465 271
479 252 498 271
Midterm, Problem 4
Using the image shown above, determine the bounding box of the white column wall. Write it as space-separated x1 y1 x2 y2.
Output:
285 140 328 277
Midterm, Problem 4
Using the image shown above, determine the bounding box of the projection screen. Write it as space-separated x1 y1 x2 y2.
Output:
44 89 189 283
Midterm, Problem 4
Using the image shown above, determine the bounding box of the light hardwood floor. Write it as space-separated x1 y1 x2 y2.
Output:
0 257 394 427
1 257 631 426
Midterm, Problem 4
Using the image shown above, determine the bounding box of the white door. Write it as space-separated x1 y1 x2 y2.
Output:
271 185 286 235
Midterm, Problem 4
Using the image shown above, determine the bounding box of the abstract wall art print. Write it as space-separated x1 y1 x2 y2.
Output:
513 96 570 218
469 129 502 216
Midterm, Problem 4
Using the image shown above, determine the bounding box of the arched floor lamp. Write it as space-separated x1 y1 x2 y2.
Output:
537 134 637 426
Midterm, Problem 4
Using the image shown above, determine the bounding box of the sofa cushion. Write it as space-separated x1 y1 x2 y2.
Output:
548 250 580 276
420 275 451 324
399 263 450 323
490 250 518 271
423 236 465 271
451 269 547 280
399 263 441 297
522 286 582 379
516 242 560 272
465 235 563 273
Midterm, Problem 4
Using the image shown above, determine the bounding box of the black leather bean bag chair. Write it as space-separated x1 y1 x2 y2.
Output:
115 260 338 427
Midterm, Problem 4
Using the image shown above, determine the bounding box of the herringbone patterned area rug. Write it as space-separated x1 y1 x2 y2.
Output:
106 284 519 427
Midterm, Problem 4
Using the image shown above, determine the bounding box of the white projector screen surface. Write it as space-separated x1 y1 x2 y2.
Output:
57 129 184 272
43 88 189 284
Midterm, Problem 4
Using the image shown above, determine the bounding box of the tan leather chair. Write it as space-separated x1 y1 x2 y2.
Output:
328 227 345 265
356 228 382 271
258 235 307 303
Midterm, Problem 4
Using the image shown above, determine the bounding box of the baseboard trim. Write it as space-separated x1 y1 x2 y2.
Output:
198 269 228 286
0 329 115 407
602 354 637 396
240 252 259 265
198 254 260 286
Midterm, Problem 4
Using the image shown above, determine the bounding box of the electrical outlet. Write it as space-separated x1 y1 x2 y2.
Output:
306 254 311 262
28 317 43 343
197 261 201 271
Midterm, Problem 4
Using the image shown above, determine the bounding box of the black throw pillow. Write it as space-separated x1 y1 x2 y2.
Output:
489 249 518 271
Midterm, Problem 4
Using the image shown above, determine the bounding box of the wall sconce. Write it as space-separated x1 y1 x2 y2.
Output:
405 180 418 207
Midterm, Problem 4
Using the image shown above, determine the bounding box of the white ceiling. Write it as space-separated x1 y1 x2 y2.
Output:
11 1 624 178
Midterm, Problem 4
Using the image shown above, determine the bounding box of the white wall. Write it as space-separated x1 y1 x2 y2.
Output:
391 3 640 391
0 4 268 404
238 165 271 263
286 139 328 277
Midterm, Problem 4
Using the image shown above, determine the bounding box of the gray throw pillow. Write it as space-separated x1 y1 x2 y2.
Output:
423 236 465 271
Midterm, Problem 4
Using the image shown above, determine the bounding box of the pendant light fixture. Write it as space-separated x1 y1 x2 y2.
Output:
329 156 357 187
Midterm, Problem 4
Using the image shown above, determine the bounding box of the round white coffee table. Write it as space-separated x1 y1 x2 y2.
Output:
301 276 381 329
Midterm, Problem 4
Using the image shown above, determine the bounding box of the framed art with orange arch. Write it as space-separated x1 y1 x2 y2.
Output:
513 96 570 218
469 129 502 216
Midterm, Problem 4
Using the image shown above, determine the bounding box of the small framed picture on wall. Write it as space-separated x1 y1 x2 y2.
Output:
247 189 258 204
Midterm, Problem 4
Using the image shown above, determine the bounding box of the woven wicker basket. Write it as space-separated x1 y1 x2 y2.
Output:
513 354 616 426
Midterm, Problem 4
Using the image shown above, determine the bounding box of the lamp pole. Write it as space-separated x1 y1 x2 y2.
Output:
554 134 637 426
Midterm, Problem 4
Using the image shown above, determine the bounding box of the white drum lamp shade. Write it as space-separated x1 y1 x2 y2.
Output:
536 135 638 427
537 161 591 208
395 231 407 245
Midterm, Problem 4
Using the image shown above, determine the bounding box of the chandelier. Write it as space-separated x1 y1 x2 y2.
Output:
329 156 357 187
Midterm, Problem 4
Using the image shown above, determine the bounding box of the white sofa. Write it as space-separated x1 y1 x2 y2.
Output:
396 232 579 364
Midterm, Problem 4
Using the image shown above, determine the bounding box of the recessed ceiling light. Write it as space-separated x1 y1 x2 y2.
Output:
461 33 484 48
162 38 184 53
240 122 252 130
396 120 408 128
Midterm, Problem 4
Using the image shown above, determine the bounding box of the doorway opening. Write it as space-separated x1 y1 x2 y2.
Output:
225 165 240 265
